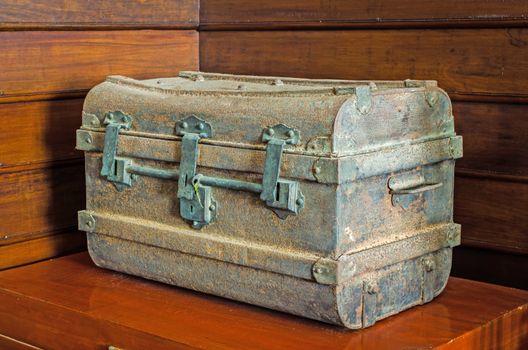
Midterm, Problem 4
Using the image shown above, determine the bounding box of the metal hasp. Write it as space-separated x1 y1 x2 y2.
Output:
175 115 217 229
100 111 133 191
99 114 304 229
261 124 304 219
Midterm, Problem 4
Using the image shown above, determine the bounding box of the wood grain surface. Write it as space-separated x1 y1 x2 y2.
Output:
454 175 528 254
454 102 528 177
453 246 528 290
0 253 526 349
0 161 84 246
0 30 198 102
0 99 83 169
0 0 199 29
200 29 528 101
0 232 85 270
0 334 41 350
201 0 528 29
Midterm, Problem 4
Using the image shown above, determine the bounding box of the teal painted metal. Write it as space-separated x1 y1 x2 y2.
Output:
99 114 304 227
77 72 463 329
260 139 285 202
177 133 215 229
100 111 133 191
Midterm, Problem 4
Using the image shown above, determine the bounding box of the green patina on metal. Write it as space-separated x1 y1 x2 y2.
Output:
101 114 305 228
77 71 462 329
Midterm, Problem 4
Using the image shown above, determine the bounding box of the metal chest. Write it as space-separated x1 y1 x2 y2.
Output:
76 72 462 329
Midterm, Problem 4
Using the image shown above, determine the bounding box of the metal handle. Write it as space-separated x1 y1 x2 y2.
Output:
100 113 304 229
388 172 442 208
389 182 442 195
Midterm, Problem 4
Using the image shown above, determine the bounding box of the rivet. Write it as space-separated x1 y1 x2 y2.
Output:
267 128 275 136
195 75 205 82
197 122 205 130
180 121 188 129
424 258 435 272
85 220 93 228
296 198 304 206
272 79 284 86
237 84 247 90
314 267 323 274
309 144 317 150
209 204 216 211
287 130 295 138
91 119 99 126
366 282 378 295
85 135 92 144
314 166 321 174
193 221 199 227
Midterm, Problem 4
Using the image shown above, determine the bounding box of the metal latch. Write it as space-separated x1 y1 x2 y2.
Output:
100 111 133 191
175 115 217 229
261 124 304 219
99 114 304 229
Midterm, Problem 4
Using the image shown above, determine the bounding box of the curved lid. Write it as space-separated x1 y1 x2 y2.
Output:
82 71 453 157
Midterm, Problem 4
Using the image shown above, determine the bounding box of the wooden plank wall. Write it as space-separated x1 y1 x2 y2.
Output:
0 1 526 289
200 1 528 289
0 0 199 269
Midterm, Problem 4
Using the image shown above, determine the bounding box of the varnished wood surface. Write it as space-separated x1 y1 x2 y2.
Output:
0 161 84 246
0 334 41 350
454 102 528 177
0 232 85 270
0 99 83 168
0 0 199 29
0 253 526 349
201 0 528 29
453 246 528 290
200 29 528 101
0 30 198 102
455 176 528 254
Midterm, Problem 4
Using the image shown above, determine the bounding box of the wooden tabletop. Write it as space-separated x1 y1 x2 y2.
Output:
0 253 526 350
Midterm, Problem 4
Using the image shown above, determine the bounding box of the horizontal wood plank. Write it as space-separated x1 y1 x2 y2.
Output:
0 0 198 29
200 29 528 101
0 30 198 102
452 246 528 290
454 102 528 177
0 99 83 169
0 334 42 350
454 175 528 254
0 161 84 246
0 253 527 349
0 232 85 270
201 0 528 29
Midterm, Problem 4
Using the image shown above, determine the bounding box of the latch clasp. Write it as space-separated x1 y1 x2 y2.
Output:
261 124 304 219
175 115 217 229
98 115 304 229
100 111 133 191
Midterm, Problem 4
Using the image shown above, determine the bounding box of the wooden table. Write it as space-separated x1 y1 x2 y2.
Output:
0 253 526 349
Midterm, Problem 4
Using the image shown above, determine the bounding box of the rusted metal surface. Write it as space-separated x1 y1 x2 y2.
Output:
77 71 462 329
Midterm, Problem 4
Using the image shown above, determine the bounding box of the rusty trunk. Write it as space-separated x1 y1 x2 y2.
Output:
76 72 462 329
